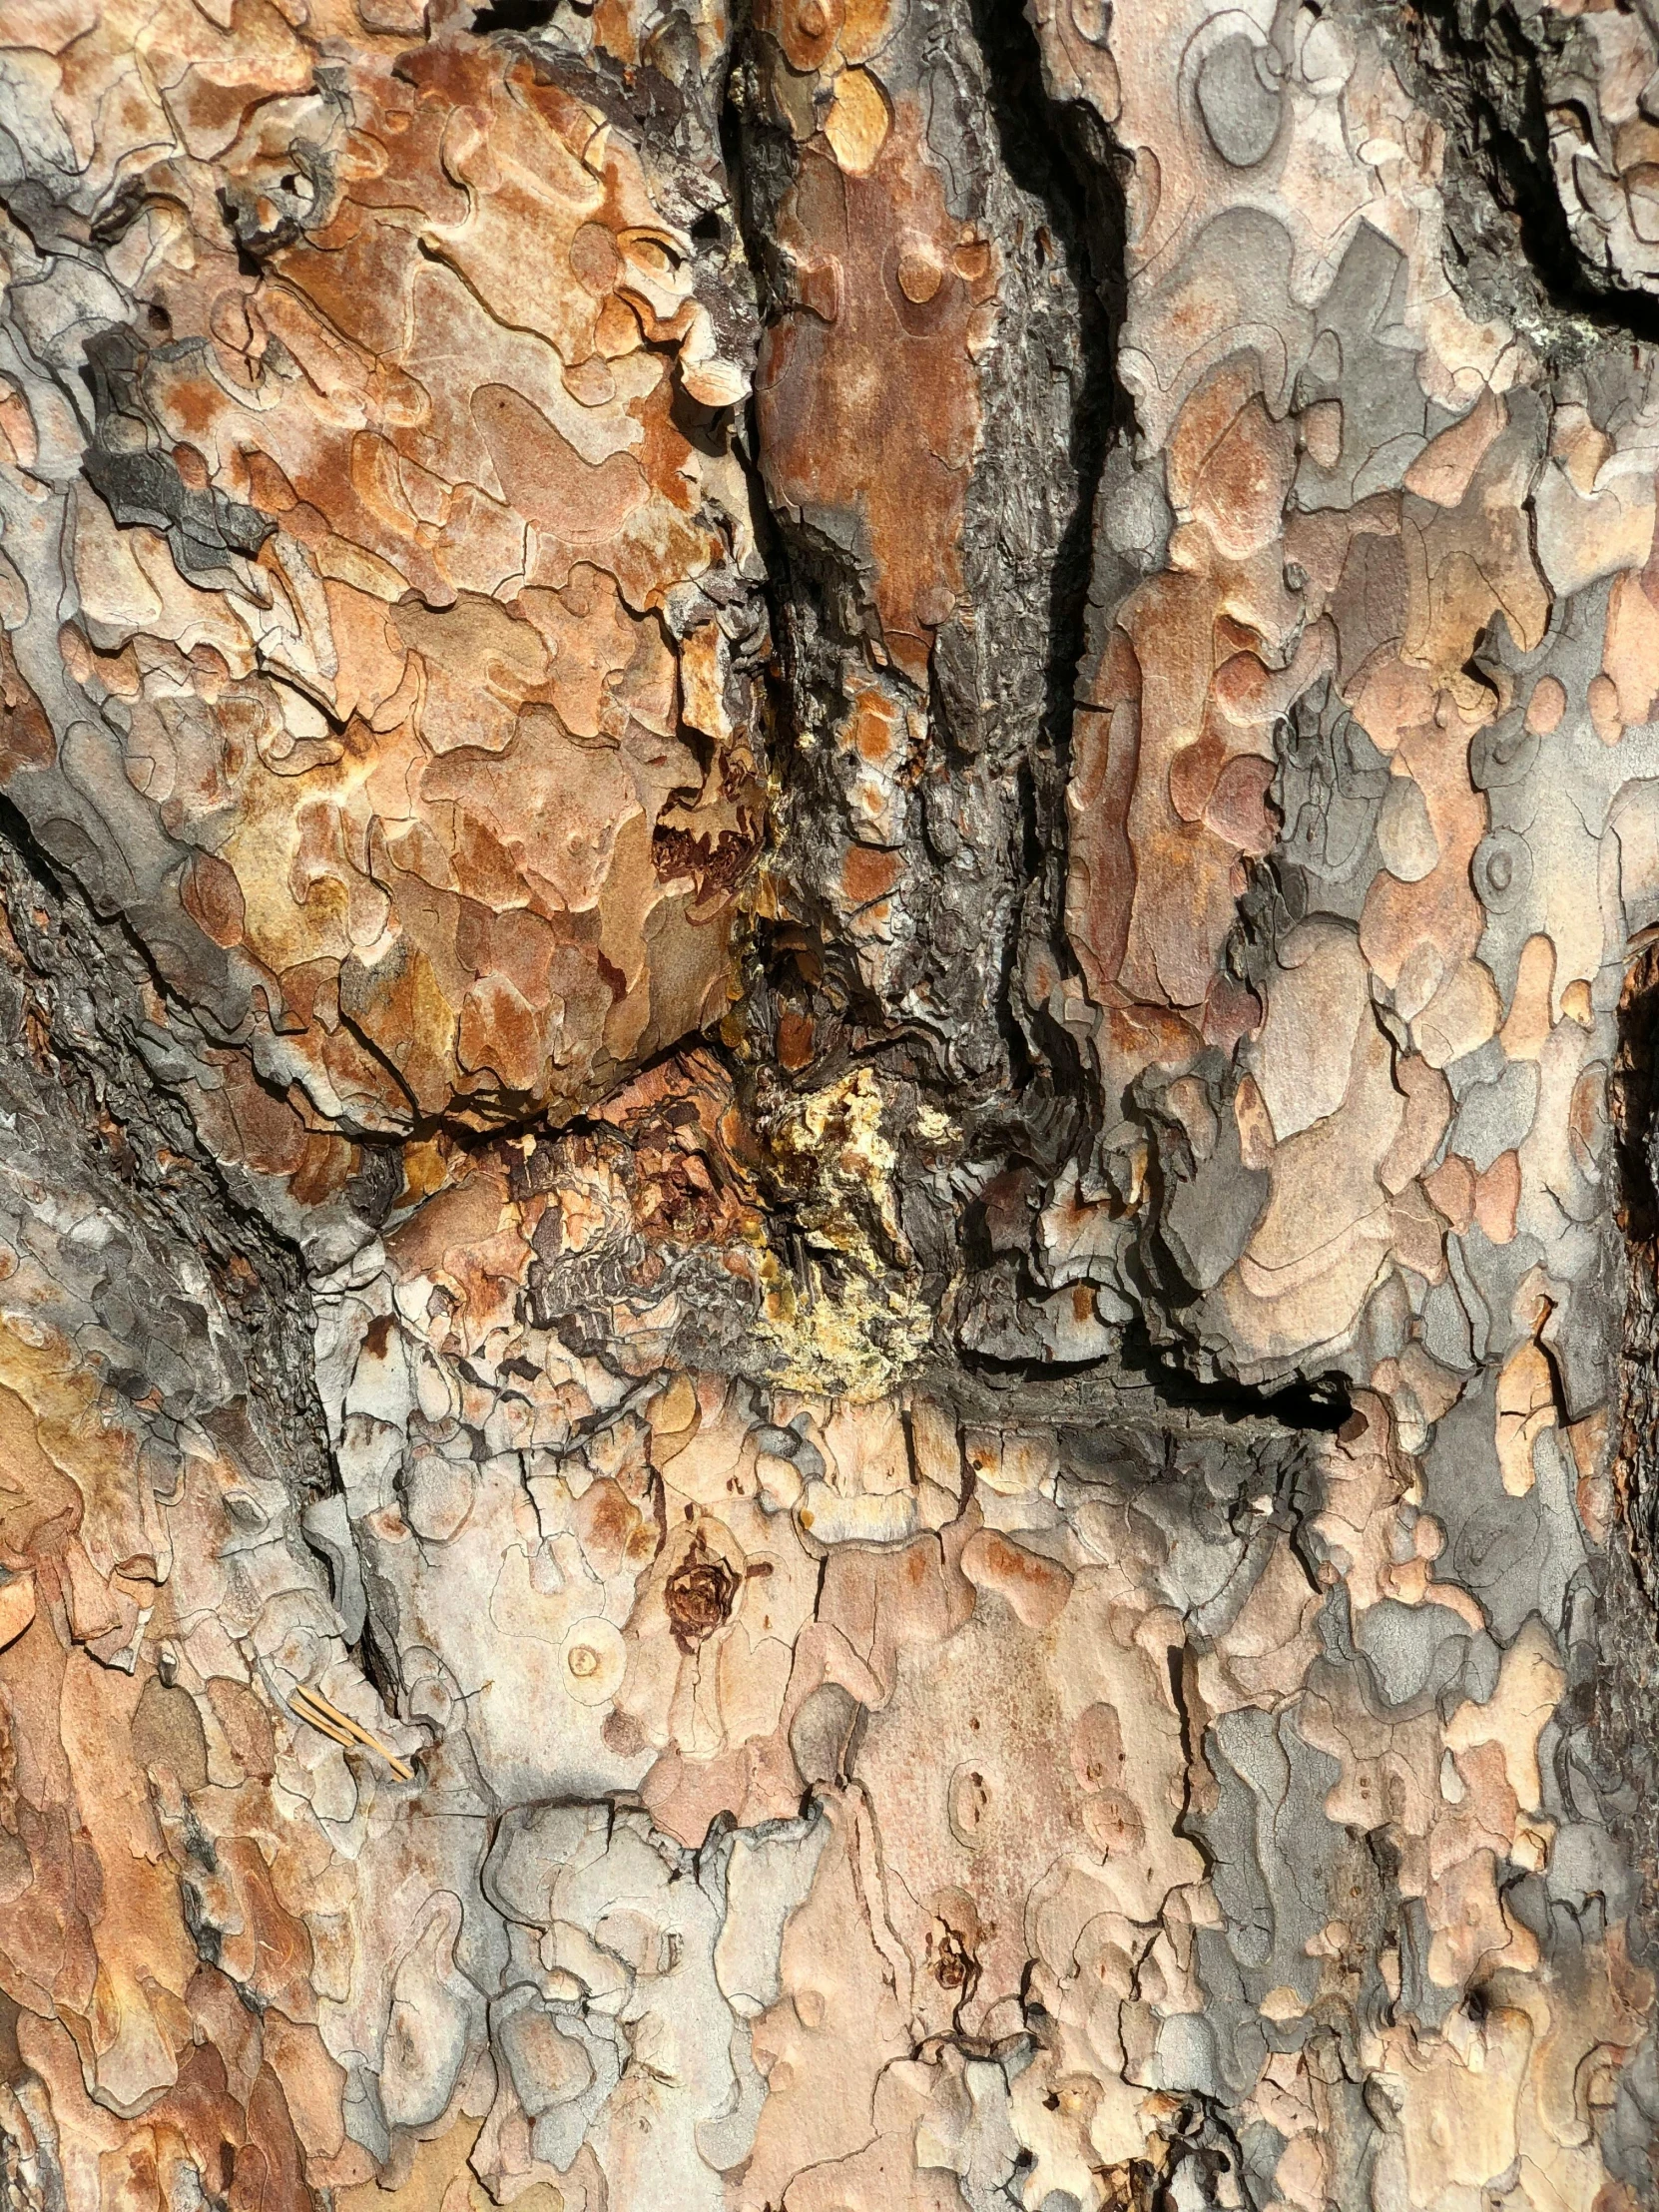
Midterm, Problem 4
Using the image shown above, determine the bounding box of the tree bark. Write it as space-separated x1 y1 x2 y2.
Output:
0 0 1656 2204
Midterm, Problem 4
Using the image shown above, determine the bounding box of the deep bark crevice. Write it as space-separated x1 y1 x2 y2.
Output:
722 0 1148 1386
1398 0 1659 352
1612 938 1659 1595
0 794 335 1504
1582 946 1659 1944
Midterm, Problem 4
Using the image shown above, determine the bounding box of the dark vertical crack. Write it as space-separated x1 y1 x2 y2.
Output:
1395 0 1659 350
968 0 1127 846
956 0 1129 1242
1613 942 1659 1605
1606 947 1659 1914
722 0 1143 1374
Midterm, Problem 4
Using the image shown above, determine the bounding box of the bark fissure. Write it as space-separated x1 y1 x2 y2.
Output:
1401 0 1659 349
0 797 334 1503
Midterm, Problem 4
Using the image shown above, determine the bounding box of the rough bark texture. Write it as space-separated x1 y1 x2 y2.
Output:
2 0 1659 2205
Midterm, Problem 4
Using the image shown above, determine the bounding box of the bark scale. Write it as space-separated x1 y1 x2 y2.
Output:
0 0 1654 2206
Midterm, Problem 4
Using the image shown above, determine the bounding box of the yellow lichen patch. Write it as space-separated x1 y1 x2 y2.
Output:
751 1068 933 1398
754 1251 934 1400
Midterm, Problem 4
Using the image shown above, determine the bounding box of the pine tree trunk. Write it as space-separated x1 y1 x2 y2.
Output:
0 0 1656 2204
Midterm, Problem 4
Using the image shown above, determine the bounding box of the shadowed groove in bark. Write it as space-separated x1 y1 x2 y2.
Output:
1399 0 1659 351
1113 1321 1352 1433
0 792 335 1505
1586 947 1659 1948
722 0 1149 1374
1614 939 1659 1594
955 0 1129 1298
967 0 1128 816
468 0 560 32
